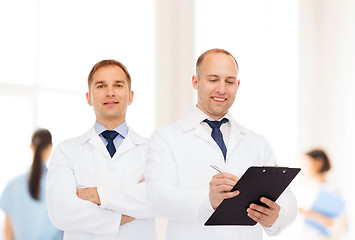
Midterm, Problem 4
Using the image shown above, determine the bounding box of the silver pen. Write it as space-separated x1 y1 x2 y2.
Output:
210 165 223 173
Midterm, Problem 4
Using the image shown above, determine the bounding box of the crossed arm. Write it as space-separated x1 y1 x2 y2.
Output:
76 187 135 225
47 144 152 234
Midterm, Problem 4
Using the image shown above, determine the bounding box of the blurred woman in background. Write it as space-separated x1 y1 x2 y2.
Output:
298 149 348 240
0 129 62 240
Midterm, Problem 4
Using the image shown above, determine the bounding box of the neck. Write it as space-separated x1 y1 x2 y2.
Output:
312 172 326 184
97 119 125 130
196 104 227 121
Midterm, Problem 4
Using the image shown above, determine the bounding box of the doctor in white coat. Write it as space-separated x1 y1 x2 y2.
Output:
145 49 297 240
47 59 157 240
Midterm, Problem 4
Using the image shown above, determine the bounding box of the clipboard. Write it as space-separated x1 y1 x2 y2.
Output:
205 166 301 226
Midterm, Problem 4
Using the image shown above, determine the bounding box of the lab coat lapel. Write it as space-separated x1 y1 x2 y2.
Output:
226 118 246 159
182 110 215 146
113 128 144 160
85 127 111 158
194 124 216 145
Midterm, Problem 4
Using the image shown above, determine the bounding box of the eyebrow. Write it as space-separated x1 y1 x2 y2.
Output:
206 74 236 80
94 80 126 85
207 74 219 78
94 81 105 85
114 80 126 85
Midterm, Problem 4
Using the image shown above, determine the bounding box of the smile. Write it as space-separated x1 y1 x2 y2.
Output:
103 101 119 105
212 97 226 102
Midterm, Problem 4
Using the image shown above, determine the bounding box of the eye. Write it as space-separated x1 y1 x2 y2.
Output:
226 79 236 84
209 79 218 82
115 84 123 88
97 85 104 88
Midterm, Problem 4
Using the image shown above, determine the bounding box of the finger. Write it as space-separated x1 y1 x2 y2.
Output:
214 172 239 182
248 213 270 227
260 197 280 211
211 177 238 187
247 209 274 228
249 203 270 215
223 190 240 199
247 208 266 222
212 184 236 193
247 211 259 222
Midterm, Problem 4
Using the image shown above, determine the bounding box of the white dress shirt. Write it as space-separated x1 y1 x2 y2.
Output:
195 106 231 146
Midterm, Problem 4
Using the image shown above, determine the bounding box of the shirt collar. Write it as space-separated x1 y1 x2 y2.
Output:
182 106 236 133
94 121 129 138
191 105 231 123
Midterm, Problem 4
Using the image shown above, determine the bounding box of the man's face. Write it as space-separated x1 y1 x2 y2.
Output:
192 52 240 120
86 65 133 125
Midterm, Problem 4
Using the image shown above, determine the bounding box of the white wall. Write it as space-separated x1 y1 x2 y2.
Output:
155 0 195 128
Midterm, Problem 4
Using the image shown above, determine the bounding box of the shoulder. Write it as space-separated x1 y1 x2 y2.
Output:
55 129 92 151
151 119 184 140
231 120 273 154
0 172 29 202
3 172 28 189
50 131 92 164
234 120 268 140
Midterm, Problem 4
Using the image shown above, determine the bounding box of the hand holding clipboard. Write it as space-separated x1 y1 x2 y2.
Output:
205 166 300 226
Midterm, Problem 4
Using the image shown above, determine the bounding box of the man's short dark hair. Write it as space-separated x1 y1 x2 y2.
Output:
88 59 131 90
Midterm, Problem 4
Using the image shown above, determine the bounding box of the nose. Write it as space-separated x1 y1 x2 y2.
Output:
216 81 226 95
106 86 115 97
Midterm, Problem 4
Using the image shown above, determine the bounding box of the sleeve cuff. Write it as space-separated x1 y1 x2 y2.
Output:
263 206 284 236
97 186 109 209
97 204 122 236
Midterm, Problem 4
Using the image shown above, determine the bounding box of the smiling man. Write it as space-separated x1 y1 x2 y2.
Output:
46 60 157 240
145 49 297 240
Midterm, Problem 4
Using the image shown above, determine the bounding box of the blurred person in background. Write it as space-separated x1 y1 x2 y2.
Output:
298 149 348 240
0 128 63 240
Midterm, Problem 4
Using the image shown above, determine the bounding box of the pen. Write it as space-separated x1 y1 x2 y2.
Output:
210 165 223 173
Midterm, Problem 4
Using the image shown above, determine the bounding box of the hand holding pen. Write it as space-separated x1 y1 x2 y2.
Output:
209 165 240 210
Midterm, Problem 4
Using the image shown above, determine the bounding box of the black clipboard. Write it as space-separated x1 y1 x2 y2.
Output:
205 166 301 226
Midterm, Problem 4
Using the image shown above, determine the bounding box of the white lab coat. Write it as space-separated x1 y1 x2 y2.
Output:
47 127 157 240
146 108 297 240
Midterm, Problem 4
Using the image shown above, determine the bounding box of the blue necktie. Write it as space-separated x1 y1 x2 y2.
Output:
204 118 229 161
101 130 119 157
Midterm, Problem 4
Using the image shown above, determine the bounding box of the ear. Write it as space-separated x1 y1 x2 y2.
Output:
237 79 240 87
86 92 93 106
128 90 134 105
192 75 199 90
